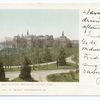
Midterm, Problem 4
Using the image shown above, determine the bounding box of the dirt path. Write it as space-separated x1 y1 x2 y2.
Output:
31 69 76 82
6 69 76 82
66 56 76 64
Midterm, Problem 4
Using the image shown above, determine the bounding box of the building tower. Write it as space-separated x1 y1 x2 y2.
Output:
62 31 64 36
27 29 29 36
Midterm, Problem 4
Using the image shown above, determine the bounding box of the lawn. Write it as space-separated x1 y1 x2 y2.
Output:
4 62 78 72
11 77 38 82
47 71 79 82
11 77 26 82
35 63 78 70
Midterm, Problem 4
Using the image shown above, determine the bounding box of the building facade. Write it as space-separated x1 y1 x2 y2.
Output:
0 31 78 49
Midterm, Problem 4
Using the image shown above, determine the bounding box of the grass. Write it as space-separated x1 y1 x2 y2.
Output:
11 77 26 82
47 71 79 82
11 77 38 82
66 62 78 69
4 62 78 72
35 64 57 70
32 62 78 70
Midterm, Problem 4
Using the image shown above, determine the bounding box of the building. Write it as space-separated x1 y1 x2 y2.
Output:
13 35 27 48
54 31 71 48
71 40 79 47
9 30 76 49
13 30 54 48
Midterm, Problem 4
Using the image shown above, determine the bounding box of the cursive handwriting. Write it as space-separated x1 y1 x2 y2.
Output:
83 53 98 60
82 47 100 51
83 67 100 74
82 9 100 84
83 63 97 67
81 38 96 44
83 24 100 33
83 9 100 15
82 17 100 23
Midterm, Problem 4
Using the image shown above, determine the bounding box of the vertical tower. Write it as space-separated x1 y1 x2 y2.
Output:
62 31 64 36
27 29 29 36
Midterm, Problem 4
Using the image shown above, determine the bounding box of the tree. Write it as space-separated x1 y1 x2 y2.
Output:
43 47 52 62
0 59 7 81
35 47 41 65
43 47 52 69
57 48 66 66
19 56 33 81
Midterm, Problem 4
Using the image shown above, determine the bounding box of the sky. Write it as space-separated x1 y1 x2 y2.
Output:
0 9 79 41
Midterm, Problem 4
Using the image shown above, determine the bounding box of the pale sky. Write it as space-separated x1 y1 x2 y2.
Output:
0 9 79 41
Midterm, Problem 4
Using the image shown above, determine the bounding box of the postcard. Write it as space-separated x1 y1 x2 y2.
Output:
0 3 100 95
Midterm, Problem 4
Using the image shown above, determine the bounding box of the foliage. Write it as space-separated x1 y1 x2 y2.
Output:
0 47 79 66
43 47 52 63
57 48 66 66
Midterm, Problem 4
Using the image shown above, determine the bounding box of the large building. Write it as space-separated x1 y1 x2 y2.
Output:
13 30 54 48
0 30 78 50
